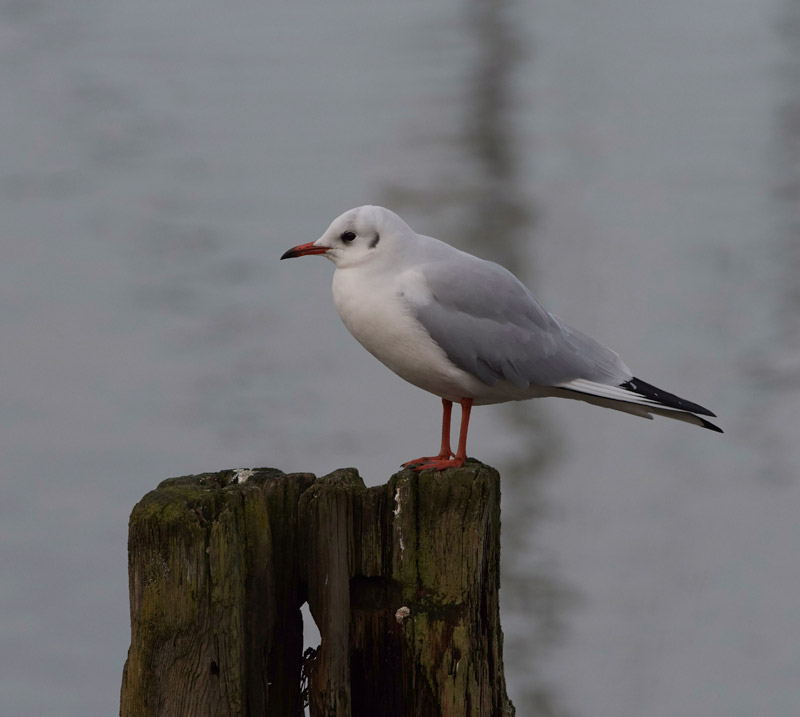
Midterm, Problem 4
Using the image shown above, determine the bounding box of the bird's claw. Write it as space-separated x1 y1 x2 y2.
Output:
402 451 454 469
402 455 465 472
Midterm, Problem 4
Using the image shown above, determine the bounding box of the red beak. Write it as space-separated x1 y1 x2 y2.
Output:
280 242 329 260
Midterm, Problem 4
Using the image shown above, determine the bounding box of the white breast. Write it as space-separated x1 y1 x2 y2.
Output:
331 266 481 401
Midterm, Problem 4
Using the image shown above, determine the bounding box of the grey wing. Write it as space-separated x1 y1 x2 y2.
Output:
412 254 632 389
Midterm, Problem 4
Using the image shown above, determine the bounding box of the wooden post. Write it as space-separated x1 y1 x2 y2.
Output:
120 462 515 716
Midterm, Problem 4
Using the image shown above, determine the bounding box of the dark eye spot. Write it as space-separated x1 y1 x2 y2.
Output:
340 231 356 242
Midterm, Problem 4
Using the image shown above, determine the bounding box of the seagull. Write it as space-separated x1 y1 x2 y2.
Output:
281 206 722 471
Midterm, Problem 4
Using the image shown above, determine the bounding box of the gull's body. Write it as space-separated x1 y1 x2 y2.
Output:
282 206 721 470
332 231 565 406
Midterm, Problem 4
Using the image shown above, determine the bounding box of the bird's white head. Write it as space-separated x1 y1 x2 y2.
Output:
281 205 414 269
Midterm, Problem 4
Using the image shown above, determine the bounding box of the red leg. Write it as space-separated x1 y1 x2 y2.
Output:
402 398 454 467
453 397 472 464
404 398 473 472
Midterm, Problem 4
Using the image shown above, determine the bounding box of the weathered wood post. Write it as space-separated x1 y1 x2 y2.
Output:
120 461 515 716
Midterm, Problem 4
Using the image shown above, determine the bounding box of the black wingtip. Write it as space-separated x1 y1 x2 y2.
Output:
698 416 724 433
621 377 717 417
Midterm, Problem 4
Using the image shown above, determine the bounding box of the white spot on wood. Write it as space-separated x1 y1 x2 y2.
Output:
234 468 255 484
394 485 405 557
393 486 402 517
395 606 410 624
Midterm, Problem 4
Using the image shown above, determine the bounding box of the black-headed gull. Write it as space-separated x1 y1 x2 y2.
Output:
281 206 721 471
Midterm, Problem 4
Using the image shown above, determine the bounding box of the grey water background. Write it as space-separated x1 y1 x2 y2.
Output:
2 0 799 714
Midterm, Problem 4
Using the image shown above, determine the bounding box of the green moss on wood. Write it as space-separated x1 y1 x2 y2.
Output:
121 461 513 717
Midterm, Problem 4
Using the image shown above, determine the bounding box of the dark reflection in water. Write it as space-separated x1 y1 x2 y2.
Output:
746 0 800 482
387 1 571 713
775 6 800 328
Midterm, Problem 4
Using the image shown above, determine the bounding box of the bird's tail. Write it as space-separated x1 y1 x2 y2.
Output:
550 376 723 433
